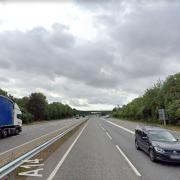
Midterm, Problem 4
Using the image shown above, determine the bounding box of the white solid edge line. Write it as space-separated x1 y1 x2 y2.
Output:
115 145 141 177
106 132 112 140
0 120 82 156
0 126 68 156
106 120 135 135
102 127 105 131
47 122 88 180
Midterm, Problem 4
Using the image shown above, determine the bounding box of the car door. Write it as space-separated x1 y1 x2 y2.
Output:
140 132 150 152
136 130 144 149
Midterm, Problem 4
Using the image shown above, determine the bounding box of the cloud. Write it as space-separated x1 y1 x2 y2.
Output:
0 77 9 83
0 1 180 110
94 1 180 77
0 24 120 89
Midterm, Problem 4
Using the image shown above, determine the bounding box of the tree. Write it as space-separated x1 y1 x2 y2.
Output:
166 100 180 123
0 89 8 96
27 93 48 121
0 88 74 123
112 72 180 124
45 102 73 120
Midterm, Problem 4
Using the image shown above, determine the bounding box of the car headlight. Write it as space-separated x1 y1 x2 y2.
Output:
154 146 165 153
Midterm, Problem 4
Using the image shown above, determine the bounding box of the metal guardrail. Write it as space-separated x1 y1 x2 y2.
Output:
0 119 86 168
0 119 87 179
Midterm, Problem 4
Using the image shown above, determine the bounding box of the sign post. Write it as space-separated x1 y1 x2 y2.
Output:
158 109 166 126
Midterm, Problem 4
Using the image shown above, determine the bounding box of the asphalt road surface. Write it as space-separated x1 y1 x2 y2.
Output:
41 117 180 180
3 117 180 180
25 117 138 180
0 118 82 154
100 117 180 180
105 117 180 138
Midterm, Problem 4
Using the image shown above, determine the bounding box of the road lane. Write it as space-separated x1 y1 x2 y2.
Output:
0 118 82 154
47 121 89 180
4 117 180 180
40 117 138 180
105 117 180 138
101 119 180 180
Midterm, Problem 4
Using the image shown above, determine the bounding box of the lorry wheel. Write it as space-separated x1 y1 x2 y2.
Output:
15 128 19 135
2 129 8 138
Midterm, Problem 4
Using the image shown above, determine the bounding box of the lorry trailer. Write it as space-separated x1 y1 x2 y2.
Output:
0 95 22 138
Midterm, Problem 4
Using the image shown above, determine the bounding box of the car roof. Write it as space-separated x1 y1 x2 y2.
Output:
144 126 165 131
136 125 166 132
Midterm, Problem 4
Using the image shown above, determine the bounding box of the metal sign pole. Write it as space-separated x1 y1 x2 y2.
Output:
164 118 166 126
158 109 166 126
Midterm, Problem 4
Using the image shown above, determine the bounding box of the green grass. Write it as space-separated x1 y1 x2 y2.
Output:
23 119 61 126
23 120 49 126
113 117 180 132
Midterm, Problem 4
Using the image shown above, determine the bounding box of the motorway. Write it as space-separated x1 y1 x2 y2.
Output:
2 117 180 180
101 118 180 180
0 118 82 155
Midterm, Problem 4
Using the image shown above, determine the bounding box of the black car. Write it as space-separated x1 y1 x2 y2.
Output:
135 125 180 162
75 115 79 119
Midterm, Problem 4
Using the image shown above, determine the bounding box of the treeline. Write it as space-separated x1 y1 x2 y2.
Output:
0 89 74 124
112 72 180 124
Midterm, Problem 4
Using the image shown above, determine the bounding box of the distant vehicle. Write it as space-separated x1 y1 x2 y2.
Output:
75 115 79 119
135 125 180 162
0 96 22 138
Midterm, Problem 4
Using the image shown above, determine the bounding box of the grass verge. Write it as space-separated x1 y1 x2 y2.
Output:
112 117 180 132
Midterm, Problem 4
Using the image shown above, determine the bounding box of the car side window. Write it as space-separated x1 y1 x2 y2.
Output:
142 132 147 137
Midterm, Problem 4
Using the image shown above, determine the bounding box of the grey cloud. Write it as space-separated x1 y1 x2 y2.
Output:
0 1 180 110
0 60 10 69
0 77 9 83
94 2 180 80
0 25 119 89
70 98 89 108
49 24 75 49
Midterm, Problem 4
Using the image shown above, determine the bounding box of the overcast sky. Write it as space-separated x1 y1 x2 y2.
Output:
0 0 180 110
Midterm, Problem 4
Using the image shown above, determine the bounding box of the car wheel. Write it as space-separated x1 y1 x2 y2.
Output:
149 149 156 162
135 139 140 150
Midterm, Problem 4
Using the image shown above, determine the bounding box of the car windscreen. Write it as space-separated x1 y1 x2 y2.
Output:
148 130 177 142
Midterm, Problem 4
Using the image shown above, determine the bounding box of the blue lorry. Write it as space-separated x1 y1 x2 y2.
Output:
0 95 22 138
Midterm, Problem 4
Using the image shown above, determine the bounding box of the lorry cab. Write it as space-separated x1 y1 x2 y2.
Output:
14 103 22 133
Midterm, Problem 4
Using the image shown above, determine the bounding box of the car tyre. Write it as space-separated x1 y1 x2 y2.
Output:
135 139 140 150
149 149 156 162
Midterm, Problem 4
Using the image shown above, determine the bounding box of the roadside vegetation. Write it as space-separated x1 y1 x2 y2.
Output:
112 72 180 125
0 89 74 124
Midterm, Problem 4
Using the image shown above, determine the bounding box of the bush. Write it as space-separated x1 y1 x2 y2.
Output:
112 72 180 124
22 110 34 124
166 100 180 123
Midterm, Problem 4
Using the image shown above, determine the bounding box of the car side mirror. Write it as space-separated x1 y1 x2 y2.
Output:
176 138 178 141
142 136 148 140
